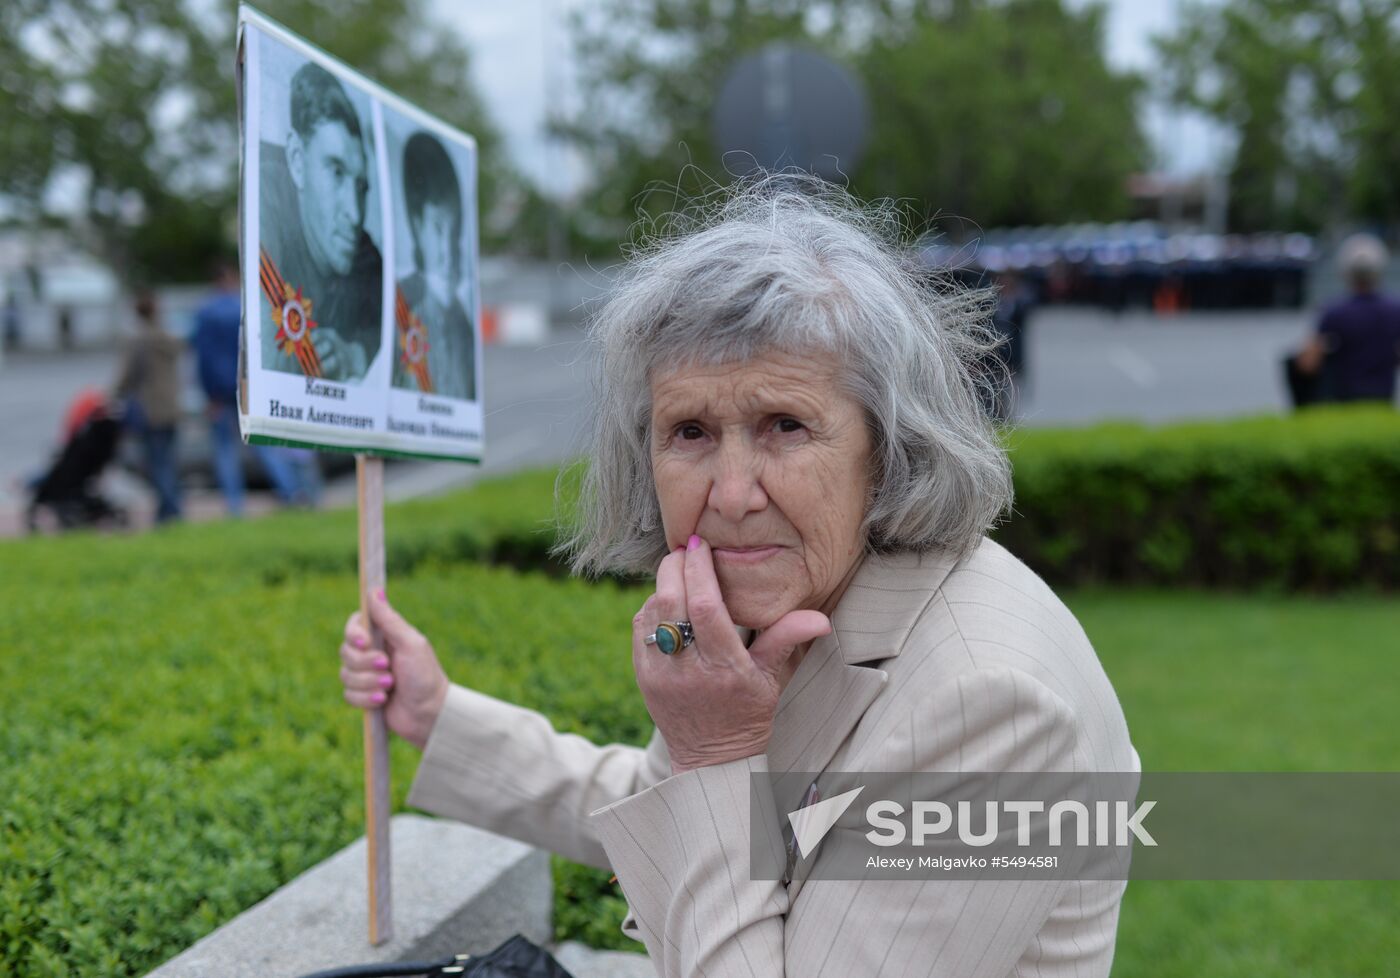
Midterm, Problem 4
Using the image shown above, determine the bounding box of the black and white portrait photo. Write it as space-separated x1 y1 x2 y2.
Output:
240 10 482 459
257 36 383 384
384 110 478 402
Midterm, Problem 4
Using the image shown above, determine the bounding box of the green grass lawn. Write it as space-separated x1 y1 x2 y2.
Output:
1071 590 1400 978
2 479 1397 976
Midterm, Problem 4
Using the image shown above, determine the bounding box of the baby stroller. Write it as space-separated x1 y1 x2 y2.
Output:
25 389 130 532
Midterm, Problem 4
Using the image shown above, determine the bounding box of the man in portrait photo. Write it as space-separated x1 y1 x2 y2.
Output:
392 131 476 401
260 61 382 383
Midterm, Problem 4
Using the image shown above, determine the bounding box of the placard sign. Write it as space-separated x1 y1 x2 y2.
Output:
236 6 482 462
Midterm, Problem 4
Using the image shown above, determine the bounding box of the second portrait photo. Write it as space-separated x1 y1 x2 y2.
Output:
383 107 478 402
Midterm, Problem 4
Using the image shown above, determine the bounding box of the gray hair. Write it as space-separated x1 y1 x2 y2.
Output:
559 176 1013 576
1338 233 1389 291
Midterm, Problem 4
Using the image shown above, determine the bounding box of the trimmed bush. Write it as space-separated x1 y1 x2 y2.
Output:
1 545 646 976
998 405 1400 590
5 466 566 588
4 527 1397 974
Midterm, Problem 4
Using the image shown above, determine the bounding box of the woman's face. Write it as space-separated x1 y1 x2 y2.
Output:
650 349 873 630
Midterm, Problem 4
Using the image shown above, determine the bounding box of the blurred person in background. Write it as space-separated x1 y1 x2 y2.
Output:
4 293 21 351
114 289 183 524
57 306 74 351
280 446 323 508
192 260 307 515
1295 234 1400 404
990 270 1034 421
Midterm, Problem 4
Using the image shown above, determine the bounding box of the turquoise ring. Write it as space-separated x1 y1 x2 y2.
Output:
645 620 695 655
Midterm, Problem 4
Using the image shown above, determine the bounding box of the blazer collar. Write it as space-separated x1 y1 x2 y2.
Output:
829 547 964 664
765 547 962 774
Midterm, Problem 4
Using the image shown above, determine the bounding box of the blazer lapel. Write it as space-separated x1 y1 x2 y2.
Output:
766 548 962 776
763 548 962 898
766 632 885 775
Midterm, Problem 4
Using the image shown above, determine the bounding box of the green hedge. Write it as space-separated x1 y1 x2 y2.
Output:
1 547 647 976
371 405 1397 592
998 405 1400 590
5 466 567 590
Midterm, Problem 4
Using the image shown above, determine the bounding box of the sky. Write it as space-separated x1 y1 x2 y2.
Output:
435 0 1233 198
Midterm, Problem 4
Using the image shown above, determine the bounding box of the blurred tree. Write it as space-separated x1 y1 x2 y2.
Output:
0 0 525 283
1155 0 1400 232
860 0 1145 228
559 0 864 246
561 0 1144 248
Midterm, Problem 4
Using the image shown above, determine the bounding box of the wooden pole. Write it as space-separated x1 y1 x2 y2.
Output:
356 454 392 944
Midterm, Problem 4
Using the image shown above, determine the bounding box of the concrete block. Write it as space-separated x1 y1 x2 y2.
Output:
146 814 551 978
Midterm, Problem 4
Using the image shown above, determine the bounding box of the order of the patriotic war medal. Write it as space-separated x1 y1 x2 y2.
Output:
260 247 323 378
396 288 433 393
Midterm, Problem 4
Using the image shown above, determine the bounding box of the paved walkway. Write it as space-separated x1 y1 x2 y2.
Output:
1014 306 1318 425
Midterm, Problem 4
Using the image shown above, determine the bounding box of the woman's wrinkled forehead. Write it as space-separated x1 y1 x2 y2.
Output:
647 348 852 428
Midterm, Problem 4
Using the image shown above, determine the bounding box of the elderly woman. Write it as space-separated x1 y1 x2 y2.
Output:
339 181 1137 977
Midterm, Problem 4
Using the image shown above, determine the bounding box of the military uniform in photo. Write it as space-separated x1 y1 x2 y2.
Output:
258 63 382 383
393 273 475 400
390 130 476 401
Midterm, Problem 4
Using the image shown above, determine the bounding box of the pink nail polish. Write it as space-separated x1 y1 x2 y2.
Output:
374 655 389 670
378 674 393 688
376 587 386 602
353 636 367 649
687 534 701 551
371 691 386 705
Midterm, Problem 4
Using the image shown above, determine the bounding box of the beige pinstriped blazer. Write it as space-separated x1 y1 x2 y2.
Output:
407 537 1139 977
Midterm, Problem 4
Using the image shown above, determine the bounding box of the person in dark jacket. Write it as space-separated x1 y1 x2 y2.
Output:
1296 234 1400 404
191 261 302 515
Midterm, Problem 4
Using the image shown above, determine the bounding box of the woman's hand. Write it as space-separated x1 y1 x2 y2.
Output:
633 536 832 775
340 590 450 751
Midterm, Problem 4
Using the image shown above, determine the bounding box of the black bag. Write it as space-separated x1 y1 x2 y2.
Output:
1282 350 1337 409
297 934 576 978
